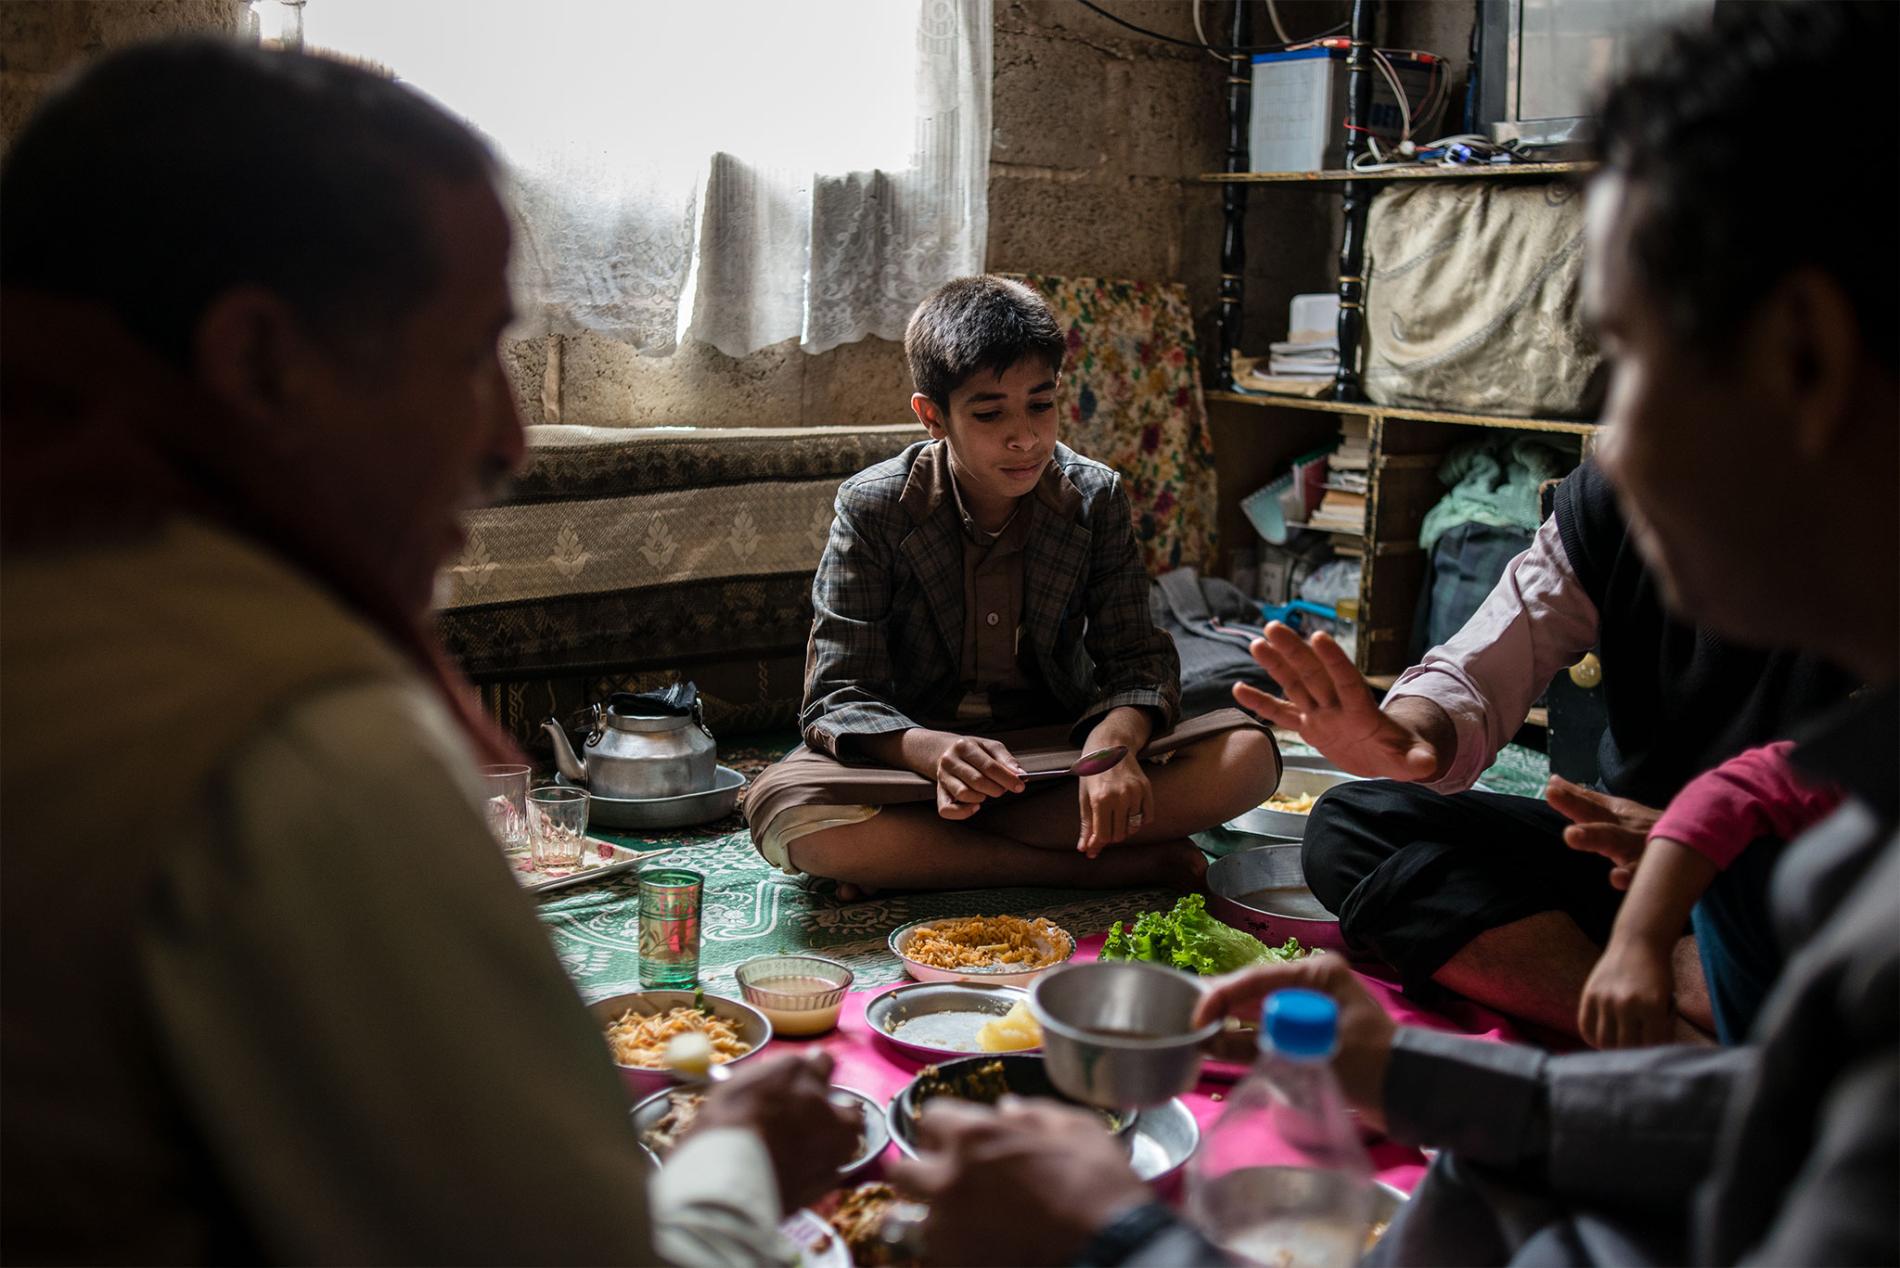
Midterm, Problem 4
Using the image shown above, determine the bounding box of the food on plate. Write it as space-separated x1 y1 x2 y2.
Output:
644 1089 869 1166
974 999 1042 1052
639 1089 706 1159
1099 894 1312 976
911 1060 1125 1135
885 1011 996 1053
900 915 1069 971
604 1004 752 1068
1262 790 1318 814
825 1183 923 1267
913 1059 1011 1108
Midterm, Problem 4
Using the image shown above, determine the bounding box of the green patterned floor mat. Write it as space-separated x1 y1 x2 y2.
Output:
540 732 1549 1002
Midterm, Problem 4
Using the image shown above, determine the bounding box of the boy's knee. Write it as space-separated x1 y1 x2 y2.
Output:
1229 725 1281 776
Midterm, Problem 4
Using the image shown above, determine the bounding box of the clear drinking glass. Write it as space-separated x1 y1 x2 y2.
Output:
478 763 532 851
528 786 589 869
639 868 703 989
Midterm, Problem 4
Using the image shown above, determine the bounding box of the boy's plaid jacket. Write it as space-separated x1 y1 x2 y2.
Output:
801 438 1180 756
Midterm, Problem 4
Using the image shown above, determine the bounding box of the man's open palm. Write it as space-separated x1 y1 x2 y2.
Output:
1233 622 1440 781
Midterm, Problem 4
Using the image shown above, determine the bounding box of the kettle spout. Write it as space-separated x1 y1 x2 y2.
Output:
541 718 588 783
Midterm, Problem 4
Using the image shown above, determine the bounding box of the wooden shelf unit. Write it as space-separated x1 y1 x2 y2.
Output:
1205 0 1598 688
1200 161 1594 184
1205 390 1599 437
1207 393 1594 680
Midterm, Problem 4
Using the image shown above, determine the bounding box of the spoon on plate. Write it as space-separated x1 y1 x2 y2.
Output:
662 1031 732 1084
1015 744 1128 786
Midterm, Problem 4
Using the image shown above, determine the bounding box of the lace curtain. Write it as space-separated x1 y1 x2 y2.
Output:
302 0 990 357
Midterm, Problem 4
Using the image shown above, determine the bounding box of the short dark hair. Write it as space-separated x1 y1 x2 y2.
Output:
1594 1 1897 373
904 276 1067 407
0 38 496 367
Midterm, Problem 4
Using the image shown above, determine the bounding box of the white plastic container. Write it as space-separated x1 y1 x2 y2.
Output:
1249 49 1437 173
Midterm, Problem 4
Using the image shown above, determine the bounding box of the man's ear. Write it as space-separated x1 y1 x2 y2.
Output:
1763 269 1860 460
192 286 312 430
910 392 948 440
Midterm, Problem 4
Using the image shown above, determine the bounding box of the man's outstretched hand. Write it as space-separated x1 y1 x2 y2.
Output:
1233 622 1449 783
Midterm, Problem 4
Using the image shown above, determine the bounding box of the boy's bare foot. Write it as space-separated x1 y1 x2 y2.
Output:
834 881 881 903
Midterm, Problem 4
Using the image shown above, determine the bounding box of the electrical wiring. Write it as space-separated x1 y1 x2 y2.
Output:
1371 49 1412 142
1348 132 1536 172
1190 0 1228 64
1079 0 1347 56
1262 0 1294 45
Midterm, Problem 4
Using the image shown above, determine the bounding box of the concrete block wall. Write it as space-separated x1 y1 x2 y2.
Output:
0 0 245 151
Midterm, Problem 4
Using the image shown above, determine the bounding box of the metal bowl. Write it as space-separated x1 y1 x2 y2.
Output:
865 981 1035 1061
1192 1166 1408 1256
887 1054 1139 1159
558 765 747 831
1226 759 1364 839
1370 1180 1407 1249
630 1083 888 1177
1206 842 1349 955
590 989 773 1099
888 916 1075 987
1029 961 1220 1109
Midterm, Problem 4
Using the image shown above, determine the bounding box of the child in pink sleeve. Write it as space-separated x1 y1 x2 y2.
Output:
1580 741 1843 1047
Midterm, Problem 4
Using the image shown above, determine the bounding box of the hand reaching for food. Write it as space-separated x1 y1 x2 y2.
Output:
886 1097 1151 1266
693 1051 860 1213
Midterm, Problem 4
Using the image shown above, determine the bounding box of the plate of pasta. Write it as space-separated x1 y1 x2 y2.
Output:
887 914 1075 987
588 989 772 1097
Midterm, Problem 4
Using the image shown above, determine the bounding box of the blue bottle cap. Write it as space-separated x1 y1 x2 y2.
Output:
1261 989 1338 1060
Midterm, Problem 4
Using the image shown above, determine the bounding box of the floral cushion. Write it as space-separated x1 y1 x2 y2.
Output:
1017 275 1219 573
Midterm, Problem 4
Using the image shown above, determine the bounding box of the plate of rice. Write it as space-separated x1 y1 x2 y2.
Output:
887 914 1075 987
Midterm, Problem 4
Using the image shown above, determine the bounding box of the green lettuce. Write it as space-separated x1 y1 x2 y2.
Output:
1099 894 1307 976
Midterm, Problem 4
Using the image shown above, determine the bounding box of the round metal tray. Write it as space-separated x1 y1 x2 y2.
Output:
864 981 1034 1061
631 1083 888 1177
1226 757 1364 839
557 765 746 830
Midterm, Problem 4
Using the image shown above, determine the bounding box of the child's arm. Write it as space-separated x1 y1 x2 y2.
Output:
1645 740 1844 869
1580 837 1716 1049
1577 741 1845 1049
800 490 919 757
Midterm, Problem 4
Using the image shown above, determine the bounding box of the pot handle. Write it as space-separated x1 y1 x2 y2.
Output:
690 697 715 741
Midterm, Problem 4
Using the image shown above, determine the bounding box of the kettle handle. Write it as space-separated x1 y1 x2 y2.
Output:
691 697 714 741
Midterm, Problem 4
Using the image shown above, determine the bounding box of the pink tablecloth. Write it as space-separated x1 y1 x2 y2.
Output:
761 934 1526 1197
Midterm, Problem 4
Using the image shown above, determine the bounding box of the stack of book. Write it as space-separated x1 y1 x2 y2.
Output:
1230 294 1343 396
1306 417 1370 535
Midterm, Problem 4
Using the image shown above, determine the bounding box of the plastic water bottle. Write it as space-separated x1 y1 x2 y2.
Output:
1187 989 1374 1267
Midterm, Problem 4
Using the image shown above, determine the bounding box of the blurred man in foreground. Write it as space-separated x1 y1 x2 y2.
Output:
891 4 1897 1263
0 40 854 1264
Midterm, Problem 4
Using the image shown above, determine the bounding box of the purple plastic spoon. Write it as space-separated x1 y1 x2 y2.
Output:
1016 744 1129 785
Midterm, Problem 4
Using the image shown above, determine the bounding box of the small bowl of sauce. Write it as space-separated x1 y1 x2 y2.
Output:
734 954 855 1036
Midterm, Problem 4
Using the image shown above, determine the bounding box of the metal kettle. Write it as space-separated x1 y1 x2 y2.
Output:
542 692 717 801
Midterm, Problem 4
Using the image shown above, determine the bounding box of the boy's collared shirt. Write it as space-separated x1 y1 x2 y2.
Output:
945 458 1058 727
801 439 1179 756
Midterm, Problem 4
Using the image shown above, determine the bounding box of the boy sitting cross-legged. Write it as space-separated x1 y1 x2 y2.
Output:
744 276 1280 898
